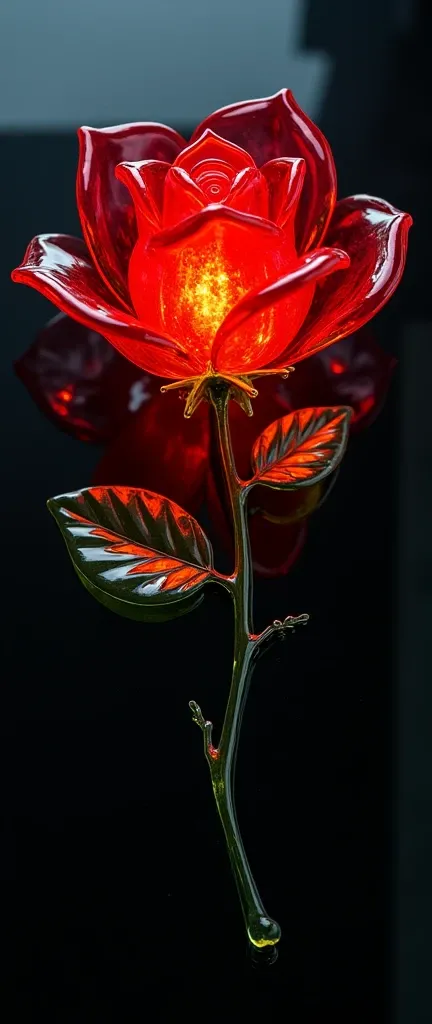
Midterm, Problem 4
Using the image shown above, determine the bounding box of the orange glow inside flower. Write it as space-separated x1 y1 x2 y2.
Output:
131 223 308 371
175 242 249 351
164 235 282 368
124 133 318 373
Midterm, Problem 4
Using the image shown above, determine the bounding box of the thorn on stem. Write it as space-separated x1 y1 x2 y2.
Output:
256 612 310 645
188 701 219 760
281 613 309 631
189 699 206 729
272 612 309 634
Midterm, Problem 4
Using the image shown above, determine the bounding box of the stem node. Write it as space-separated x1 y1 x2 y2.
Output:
189 701 218 761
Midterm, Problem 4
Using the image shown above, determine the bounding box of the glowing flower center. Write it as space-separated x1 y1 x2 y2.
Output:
179 242 246 348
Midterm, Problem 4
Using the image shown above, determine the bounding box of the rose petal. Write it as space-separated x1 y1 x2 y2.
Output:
172 129 253 174
262 157 306 232
224 167 268 218
161 166 268 225
12 234 199 378
148 203 282 249
212 248 350 373
162 167 207 227
270 196 412 367
115 160 170 239
130 207 291 368
191 90 337 253
281 328 397 431
77 122 186 304
14 313 157 442
92 387 210 516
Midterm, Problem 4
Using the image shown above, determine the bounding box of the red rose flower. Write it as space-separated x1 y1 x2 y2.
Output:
12 90 410 573
12 90 410 413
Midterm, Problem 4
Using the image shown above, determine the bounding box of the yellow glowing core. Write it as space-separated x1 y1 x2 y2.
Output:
175 241 248 356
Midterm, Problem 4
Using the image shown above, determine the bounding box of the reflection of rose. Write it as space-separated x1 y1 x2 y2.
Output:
12 90 409 574
15 315 397 577
12 90 410 392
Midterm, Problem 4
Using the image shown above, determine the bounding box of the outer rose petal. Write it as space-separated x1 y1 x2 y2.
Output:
14 313 156 442
92 388 210 517
212 247 350 373
270 196 412 367
129 206 295 370
77 122 186 305
191 90 337 253
11 234 200 379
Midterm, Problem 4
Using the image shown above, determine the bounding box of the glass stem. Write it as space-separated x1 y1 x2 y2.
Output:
194 384 281 950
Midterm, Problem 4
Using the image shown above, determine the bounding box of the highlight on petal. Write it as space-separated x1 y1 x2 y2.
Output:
76 122 186 305
11 234 200 379
212 247 350 374
148 203 283 250
14 313 156 442
262 157 306 230
115 160 170 239
191 89 337 253
172 128 254 175
270 195 412 368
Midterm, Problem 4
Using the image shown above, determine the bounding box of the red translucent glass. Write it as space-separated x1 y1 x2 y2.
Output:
76 122 186 305
191 89 338 253
281 328 397 431
271 196 412 368
12 90 411 383
92 387 210 517
14 313 156 442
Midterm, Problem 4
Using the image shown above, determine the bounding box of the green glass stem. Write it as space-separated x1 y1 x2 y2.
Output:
190 383 281 950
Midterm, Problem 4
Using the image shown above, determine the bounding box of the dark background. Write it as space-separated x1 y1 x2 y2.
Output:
2 1 431 1019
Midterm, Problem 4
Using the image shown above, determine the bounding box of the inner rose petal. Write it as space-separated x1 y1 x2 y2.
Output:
192 159 235 202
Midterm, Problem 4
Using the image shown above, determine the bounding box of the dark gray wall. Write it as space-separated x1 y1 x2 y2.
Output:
0 0 328 128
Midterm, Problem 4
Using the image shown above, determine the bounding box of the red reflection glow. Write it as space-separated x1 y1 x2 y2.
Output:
330 359 346 375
